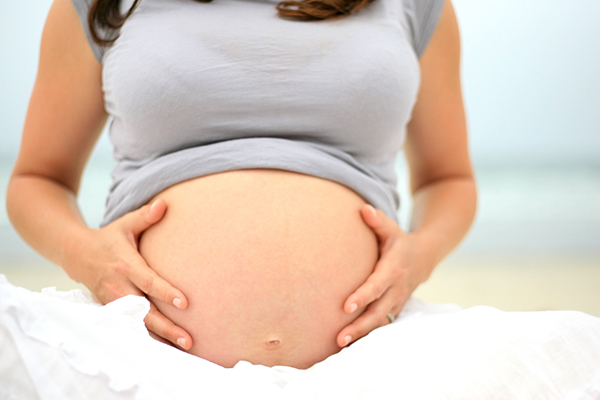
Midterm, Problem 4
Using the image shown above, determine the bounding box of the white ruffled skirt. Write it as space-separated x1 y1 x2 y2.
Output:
1 274 599 399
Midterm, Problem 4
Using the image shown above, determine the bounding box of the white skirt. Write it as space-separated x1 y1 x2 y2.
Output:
1 274 599 400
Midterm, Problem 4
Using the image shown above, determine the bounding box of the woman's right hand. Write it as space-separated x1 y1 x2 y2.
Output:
66 198 193 350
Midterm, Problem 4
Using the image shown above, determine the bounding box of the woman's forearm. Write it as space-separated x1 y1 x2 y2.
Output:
408 175 477 283
6 174 91 275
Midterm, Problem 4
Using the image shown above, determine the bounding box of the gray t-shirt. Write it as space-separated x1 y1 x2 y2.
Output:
71 0 445 225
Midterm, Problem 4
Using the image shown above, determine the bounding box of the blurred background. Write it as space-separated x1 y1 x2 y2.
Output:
1 0 599 315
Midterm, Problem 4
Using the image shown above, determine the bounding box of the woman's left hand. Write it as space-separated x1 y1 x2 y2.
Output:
336 204 432 348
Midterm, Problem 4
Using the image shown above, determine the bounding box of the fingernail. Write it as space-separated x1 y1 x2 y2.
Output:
177 337 187 348
150 200 159 213
343 335 352 346
173 297 182 309
366 204 377 217
348 303 358 313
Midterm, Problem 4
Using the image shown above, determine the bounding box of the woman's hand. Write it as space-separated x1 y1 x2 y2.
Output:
66 199 193 350
336 204 433 348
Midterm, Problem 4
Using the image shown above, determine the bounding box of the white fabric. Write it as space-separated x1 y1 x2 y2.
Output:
1 274 599 399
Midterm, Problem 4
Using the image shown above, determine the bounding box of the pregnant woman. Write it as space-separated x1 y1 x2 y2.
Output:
6 0 476 368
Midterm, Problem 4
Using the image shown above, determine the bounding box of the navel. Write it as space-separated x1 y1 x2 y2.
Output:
264 338 282 348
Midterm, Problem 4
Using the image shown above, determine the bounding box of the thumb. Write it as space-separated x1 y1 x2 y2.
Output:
360 204 398 246
124 198 168 237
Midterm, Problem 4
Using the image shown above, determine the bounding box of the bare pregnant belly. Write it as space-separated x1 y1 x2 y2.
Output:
139 169 378 368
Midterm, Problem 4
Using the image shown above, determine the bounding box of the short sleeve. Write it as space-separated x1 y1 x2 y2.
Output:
401 0 446 57
70 0 106 63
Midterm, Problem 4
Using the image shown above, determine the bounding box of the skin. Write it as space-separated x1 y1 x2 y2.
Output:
6 0 475 354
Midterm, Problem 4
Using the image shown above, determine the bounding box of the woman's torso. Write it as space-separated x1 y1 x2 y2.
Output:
68 0 445 368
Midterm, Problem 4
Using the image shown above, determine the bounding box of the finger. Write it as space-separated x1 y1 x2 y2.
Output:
122 251 188 310
144 302 193 350
94 277 144 305
343 267 391 314
344 244 407 314
337 292 399 347
121 198 168 238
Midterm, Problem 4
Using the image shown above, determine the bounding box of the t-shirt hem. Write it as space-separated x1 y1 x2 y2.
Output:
102 138 400 226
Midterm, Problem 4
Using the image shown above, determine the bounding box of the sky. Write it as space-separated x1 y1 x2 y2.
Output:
1 0 599 165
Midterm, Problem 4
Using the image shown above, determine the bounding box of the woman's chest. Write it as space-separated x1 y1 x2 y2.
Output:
102 0 420 161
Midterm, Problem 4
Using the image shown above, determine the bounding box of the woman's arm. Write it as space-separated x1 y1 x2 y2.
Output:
7 0 107 264
337 0 477 346
6 0 192 349
404 0 475 265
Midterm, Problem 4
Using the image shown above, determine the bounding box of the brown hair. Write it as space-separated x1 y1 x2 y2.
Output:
88 0 375 46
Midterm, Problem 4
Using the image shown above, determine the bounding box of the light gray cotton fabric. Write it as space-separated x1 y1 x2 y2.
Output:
71 0 445 225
